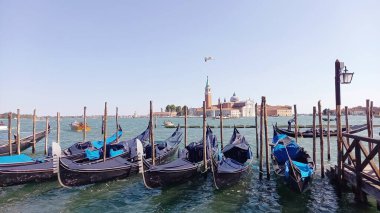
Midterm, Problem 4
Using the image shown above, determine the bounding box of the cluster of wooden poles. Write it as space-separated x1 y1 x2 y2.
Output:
6 109 49 155
249 97 377 181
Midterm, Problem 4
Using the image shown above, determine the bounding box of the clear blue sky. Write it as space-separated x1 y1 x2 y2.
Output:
1 1 379 116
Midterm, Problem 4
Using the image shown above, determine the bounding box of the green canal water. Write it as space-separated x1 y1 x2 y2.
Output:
0 116 379 213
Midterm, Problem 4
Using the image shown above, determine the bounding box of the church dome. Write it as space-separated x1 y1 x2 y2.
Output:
230 92 239 102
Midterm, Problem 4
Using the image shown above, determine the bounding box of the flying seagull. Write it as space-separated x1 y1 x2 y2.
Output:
204 56 214 62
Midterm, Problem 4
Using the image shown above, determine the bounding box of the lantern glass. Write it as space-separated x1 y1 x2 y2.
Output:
340 72 354 84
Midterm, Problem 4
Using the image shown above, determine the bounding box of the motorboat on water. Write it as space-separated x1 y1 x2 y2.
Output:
70 121 91 132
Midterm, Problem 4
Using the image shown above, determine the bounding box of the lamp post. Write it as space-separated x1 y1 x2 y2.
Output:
335 59 354 183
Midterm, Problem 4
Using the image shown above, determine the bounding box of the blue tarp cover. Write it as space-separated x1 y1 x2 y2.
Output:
273 134 300 165
285 160 314 180
86 149 100 160
0 154 34 164
91 130 123 149
110 149 123 158
272 133 287 144
273 143 300 165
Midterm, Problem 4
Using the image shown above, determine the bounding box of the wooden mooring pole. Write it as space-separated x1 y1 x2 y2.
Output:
255 103 259 159
312 107 316 167
259 99 264 180
335 59 343 183
370 101 374 139
8 112 12 155
327 109 331 160
366 99 372 151
219 103 224 150
83 106 87 143
17 109 21 155
345 106 351 165
202 101 207 171
318 101 324 178
57 112 60 145
263 97 270 180
45 117 49 155
32 109 36 154
103 102 107 162
116 107 119 143
150 101 155 165
184 106 187 147
294 104 298 143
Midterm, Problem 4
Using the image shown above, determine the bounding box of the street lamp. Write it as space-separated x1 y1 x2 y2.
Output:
335 59 354 183
340 66 354 84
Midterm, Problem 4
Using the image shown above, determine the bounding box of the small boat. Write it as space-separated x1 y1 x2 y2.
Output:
0 127 50 156
142 127 217 188
274 123 367 138
57 126 183 187
214 115 230 120
211 127 253 189
0 121 7 131
163 121 175 128
322 117 336 121
70 121 91 132
0 128 125 187
272 128 314 192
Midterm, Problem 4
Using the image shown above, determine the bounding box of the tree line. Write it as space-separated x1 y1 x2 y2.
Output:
165 105 189 116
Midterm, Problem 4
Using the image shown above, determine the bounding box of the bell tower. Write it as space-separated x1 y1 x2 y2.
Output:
205 76 212 109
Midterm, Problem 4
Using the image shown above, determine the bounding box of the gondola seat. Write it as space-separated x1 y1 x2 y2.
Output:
186 143 204 163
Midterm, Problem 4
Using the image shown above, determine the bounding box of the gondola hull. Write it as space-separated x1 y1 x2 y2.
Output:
59 157 138 186
0 161 55 186
271 143 314 192
272 160 313 193
274 124 367 138
59 129 182 186
142 158 201 188
0 130 49 156
286 173 312 193
212 158 251 188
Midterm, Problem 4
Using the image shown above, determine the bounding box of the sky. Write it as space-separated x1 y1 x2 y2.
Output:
0 1 379 116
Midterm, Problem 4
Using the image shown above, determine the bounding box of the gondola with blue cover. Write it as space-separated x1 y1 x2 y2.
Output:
63 125 123 157
272 126 314 192
142 127 217 188
211 127 253 189
58 126 183 187
0 126 126 187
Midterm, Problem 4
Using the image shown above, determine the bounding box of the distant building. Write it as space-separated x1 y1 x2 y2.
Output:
189 77 255 118
153 111 177 117
348 106 366 115
268 105 293 116
256 105 293 117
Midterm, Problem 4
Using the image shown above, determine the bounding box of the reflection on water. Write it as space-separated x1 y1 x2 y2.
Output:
0 116 379 212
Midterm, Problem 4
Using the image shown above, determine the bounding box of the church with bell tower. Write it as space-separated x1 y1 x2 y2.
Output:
188 76 255 117
205 76 212 109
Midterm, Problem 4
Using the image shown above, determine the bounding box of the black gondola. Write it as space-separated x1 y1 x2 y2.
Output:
274 123 367 138
272 127 314 192
211 127 253 189
0 127 141 187
142 127 217 188
57 126 183 187
0 127 50 156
